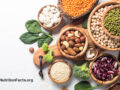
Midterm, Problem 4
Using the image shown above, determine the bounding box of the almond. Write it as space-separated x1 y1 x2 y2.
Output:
73 47 80 52
67 48 76 56
75 44 82 47
64 50 69 54
61 45 66 50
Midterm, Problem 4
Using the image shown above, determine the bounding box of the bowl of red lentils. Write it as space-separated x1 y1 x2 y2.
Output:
58 0 99 20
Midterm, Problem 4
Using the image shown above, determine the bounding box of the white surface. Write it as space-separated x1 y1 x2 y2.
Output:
0 0 119 90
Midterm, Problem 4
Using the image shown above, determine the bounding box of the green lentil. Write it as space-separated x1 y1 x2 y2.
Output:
104 8 120 36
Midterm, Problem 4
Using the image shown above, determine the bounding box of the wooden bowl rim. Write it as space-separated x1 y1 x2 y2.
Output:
102 4 120 39
106 81 120 90
37 5 63 31
85 47 99 61
48 59 72 84
58 0 99 20
88 1 120 51
89 53 120 85
57 27 88 60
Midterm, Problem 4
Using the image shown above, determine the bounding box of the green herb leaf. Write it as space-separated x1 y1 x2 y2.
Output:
44 37 53 44
82 17 88 29
20 32 39 44
74 81 92 90
25 20 42 34
38 39 44 47
38 34 53 47
74 81 102 90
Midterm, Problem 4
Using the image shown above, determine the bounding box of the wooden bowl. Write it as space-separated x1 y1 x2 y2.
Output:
89 53 120 85
57 27 88 60
48 59 72 84
58 0 99 20
85 47 99 61
37 5 63 31
106 81 120 90
88 1 120 51
102 5 120 40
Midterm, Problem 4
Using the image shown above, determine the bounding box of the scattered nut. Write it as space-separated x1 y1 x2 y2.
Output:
29 47 34 53
63 41 69 48
67 48 76 56
69 40 75 47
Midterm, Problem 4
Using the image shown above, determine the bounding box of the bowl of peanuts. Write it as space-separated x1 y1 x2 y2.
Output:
58 0 99 20
57 27 88 60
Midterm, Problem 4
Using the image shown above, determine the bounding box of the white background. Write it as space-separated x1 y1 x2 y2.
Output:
0 0 119 90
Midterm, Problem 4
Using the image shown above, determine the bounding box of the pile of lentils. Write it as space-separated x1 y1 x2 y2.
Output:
104 7 120 36
90 5 120 48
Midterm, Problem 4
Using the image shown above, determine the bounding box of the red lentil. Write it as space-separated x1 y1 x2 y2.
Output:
61 0 96 17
